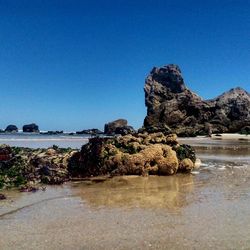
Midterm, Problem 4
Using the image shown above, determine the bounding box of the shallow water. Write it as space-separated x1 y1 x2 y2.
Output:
0 137 250 249
0 133 89 149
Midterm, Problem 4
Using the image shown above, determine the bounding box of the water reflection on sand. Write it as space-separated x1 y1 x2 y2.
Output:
72 175 195 211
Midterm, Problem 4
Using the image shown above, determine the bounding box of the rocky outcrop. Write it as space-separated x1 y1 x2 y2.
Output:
76 129 103 135
40 131 63 135
144 64 250 136
23 123 39 133
104 119 135 135
5 125 18 133
0 133 197 189
68 132 196 177
104 119 127 134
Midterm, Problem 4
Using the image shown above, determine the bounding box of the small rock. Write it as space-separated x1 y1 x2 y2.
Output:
179 158 194 172
0 193 7 200
19 185 39 192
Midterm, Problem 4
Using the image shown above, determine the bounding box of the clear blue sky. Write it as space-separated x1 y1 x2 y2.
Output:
0 0 249 131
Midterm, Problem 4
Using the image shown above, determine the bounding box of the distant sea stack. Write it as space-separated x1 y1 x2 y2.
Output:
5 125 18 133
104 119 135 135
144 64 250 136
23 123 39 133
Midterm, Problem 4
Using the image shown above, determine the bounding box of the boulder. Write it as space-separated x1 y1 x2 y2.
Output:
23 123 39 133
104 119 128 135
144 64 250 136
179 158 194 173
5 125 18 133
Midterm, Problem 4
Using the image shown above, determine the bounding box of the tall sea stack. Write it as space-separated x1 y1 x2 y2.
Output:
144 64 250 136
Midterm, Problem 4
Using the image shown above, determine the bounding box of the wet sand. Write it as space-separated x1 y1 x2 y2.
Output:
0 138 250 249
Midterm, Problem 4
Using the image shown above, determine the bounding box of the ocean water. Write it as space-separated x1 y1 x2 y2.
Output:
0 133 90 149
0 135 250 249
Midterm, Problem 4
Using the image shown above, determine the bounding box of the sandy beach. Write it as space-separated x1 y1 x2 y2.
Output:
211 133 250 140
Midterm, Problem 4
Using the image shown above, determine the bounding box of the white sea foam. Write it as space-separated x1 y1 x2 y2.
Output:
191 171 200 175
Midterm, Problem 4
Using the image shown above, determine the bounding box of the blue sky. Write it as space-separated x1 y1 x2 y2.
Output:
0 0 249 131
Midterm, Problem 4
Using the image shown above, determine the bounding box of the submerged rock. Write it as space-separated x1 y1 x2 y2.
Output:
23 123 39 133
144 64 250 136
5 125 18 133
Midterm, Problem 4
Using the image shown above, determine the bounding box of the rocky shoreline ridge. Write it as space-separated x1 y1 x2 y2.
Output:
0 131 198 192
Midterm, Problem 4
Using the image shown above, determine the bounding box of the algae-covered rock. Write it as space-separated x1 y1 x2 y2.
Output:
68 132 195 177
0 132 196 189
179 158 194 173
0 145 75 189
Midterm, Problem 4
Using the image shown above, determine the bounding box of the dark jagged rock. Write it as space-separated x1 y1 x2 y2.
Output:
5 125 18 133
144 64 250 136
23 123 39 133
76 129 103 135
104 119 135 135
104 119 128 134
115 126 136 135
68 132 196 178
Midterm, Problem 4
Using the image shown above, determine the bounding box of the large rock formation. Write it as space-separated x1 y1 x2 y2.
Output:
23 123 39 133
144 64 250 136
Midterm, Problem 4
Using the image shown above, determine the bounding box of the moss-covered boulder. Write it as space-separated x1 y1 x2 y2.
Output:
68 132 196 177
